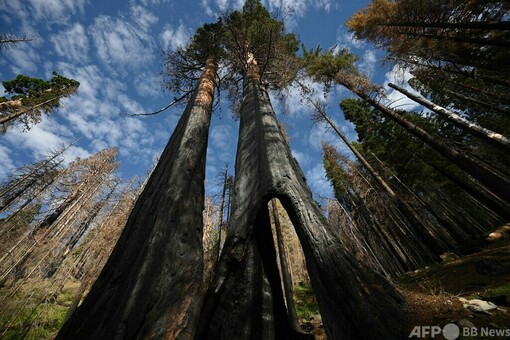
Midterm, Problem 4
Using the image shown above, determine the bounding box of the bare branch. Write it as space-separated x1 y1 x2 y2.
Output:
122 89 195 117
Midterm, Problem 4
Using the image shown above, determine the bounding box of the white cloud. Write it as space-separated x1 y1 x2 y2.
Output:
305 163 333 198
50 23 89 64
4 43 40 74
0 144 15 179
275 76 327 119
134 0 172 5
134 72 163 98
358 49 377 79
201 0 244 17
27 0 87 23
210 124 234 160
335 31 367 51
291 150 310 166
265 0 334 27
89 15 155 73
382 64 421 111
266 0 307 17
131 5 158 31
2 117 90 165
159 22 191 51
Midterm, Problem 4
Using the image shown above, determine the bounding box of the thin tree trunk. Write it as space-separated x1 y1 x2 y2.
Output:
35 182 84 231
393 30 510 47
217 163 229 258
0 141 73 200
389 57 510 88
271 199 304 334
419 156 510 221
338 77 510 202
445 89 510 115
389 82 510 152
198 60 408 339
56 57 217 339
307 97 397 198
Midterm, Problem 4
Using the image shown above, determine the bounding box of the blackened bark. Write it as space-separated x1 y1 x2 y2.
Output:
56 58 217 339
198 73 408 339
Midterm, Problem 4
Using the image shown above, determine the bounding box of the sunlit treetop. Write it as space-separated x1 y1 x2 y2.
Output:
222 0 300 88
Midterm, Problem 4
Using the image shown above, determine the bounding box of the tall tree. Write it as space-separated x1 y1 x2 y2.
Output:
57 23 221 339
346 0 510 74
339 98 509 227
346 0 510 131
197 2 407 339
302 47 510 203
0 72 79 131
387 82 510 152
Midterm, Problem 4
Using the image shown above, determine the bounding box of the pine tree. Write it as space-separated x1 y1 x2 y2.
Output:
0 72 79 131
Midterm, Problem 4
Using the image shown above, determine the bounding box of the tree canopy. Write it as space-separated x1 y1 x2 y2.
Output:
0 72 79 131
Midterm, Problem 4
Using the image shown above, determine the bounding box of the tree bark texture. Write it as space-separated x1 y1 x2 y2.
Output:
198 73 408 339
56 58 217 339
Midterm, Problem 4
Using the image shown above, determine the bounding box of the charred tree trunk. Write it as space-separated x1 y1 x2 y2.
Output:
198 64 407 339
35 183 84 232
56 57 217 339
309 98 397 198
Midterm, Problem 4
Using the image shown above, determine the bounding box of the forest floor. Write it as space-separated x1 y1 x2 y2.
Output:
0 279 79 339
298 224 510 339
398 224 510 339
1 226 508 339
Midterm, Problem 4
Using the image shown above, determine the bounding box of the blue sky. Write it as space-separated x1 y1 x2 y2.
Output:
0 0 418 202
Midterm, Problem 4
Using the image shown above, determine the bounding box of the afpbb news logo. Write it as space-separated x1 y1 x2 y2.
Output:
409 323 510 339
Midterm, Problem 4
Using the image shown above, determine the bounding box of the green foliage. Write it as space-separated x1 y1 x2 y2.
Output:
223 0 300 85
302 45 358 85
189 22 225 63
164 21 224 95
0 72 80 131
2 71 80 107
293 282 321 321
0 280 79 339
339 97 497 200
322 143 351 204
346 0 510 132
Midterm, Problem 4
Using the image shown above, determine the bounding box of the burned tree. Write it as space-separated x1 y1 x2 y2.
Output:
197 2 407 339
57 23 221 339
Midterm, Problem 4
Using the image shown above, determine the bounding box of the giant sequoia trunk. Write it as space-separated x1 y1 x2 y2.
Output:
56 58 217 339
197 65 407 339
